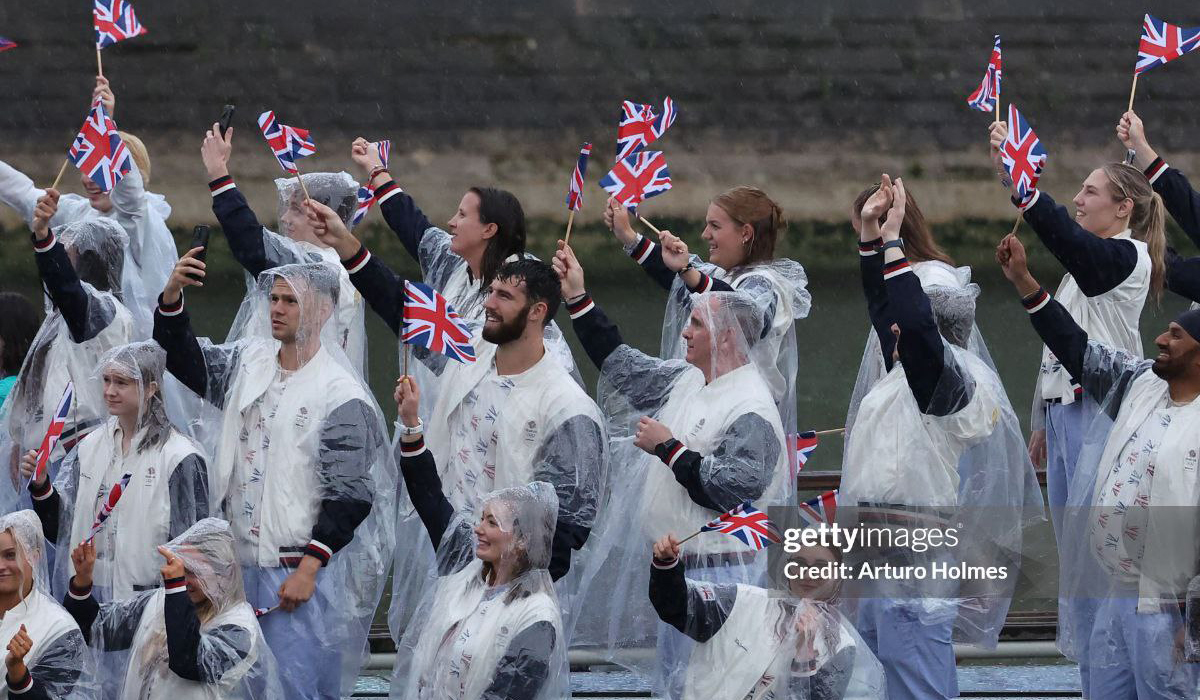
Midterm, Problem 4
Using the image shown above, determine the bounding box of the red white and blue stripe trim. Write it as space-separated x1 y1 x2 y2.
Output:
32 231 56 253
158 294 185 317
342 246 371 274
374 180 403 205
687 272 713 293
305 540 332 566
566 294 595 319
1145 157 1170 185
399 436 427 458
882 257 911 280
1022 287 1051 314
164 575 187 594
660 440 687 468
208 175 236 197
629 235 655 264
859 238 881 256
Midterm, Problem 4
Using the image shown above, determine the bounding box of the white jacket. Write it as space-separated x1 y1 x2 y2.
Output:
0 590 81 699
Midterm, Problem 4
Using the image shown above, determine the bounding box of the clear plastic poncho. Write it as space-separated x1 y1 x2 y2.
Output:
659 254 812 442
223 172 367 375
2 218 134 511
190 262 397 697
842 265 1043 647
0 510 95 699
393 481 567 700
47 340 208 601
1056 342 1200 697
89 518 284 700
0 158 177 338
573 291 792 676
668 582 886 699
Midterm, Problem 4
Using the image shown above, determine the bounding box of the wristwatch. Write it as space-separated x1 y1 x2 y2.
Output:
679 262 697 275
880 238 905 252
397 419 424 436
654 438 681 463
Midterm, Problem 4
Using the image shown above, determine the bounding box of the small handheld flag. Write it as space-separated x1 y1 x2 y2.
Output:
257 111 316 175
797 490 838 528
1000 104 1047 205
565 142 592 211
695 501 781 550
351 141 393 227
598 150 672 210
84 471 133 543
69 101 133 193
94 0 147 49
32 383 74 485
792 430 819 478
1135 14 1200 75
0 37 17 53
966 35 1001 115
616 97 678 161
402 281 476 364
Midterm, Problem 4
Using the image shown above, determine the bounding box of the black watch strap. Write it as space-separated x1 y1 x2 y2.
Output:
654 438 681 462
880 239 905 252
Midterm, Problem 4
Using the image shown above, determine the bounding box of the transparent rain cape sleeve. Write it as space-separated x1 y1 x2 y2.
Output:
86 518 285 700
0 157 176 339
571 291 791 670
1 218 134 512
1056 341 1200 695
45 340 209 601
0 510 96 699
658 256 811 438
656 571 887 700
392 482 567 700
220 173 368 375
166 262 396 695
841 269 1043 648
387 326 606 652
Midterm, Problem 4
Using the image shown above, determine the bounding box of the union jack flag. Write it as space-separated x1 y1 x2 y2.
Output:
257 110 316 175
351 140 391 226
792 430 818 477
797 490 838 528
598 150 672 210
565 142 592 211
966 35 1001 112
0 37 16 53
84 471 132 543
32 383 74 485
68 100 132 193
615 97 678 161
1000 104 1047 203
699 501 781 550
1135 14 1200 75
402 281 476 364
94 0 147 49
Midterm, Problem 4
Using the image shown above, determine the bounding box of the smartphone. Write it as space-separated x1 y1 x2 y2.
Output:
218 104 236 137
188 226 211 281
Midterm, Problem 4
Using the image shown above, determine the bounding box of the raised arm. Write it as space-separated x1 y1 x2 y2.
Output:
30 191 116 343
201 125 302 276
159 549 253 684
351 138 435 263
654 412 779 512
648 534 736 643
606 197 676 290
153 250 234 406
856 176 897 365
1118 110 1200 246
4 625 85 700
394 378 455 553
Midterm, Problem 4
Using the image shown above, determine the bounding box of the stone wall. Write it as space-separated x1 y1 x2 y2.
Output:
3 1 1200 227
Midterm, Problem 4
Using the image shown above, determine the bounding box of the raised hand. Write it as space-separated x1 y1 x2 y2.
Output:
651 533 681 563
93 76 115 116
162 247 207 305
879 178 906 243
70 540 96 590
656 230 690 272
995 233 1039 296
158 545 185 580
201 122 234 181
858 174 893 240
5 625 31 684
1117 110 1157 169
552 241 586 300
350 137 384 175
16 451 43 490
988 121 1019 197
394 376 421 429
633 416 674 454
604 197 638 247
32 189 60 239
304 200 361 260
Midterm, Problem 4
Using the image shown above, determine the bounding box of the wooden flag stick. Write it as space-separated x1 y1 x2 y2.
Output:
49 158 70 191
1009 210 1023 236
96 47 104 78
1127 72 1139 113
677 528 704 546
402 343 410 377
814 427 845 437
564 210 576 246
638 215 662 236
294 170 311 201
994 97 1000 124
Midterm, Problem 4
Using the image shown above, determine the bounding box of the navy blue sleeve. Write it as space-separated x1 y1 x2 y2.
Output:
341 246 407 336
33 233 114 343
564 295 624 370
397 437 455 554
1021 191 1139 296
375 182 435 262
858 240 895 367
152 296 231 408
167 453 210 540
1146 159 1200 247
164 586 252 683
648 561 735 643
208 177 300 276
1022 288 1089 388
28 480 61 542
626 237 677 291
883 257 959 414
1166 247 1200 304
479 622 557 700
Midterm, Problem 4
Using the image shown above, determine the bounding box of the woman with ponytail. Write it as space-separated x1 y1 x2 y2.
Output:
605 187 811 438
989 122 1164 696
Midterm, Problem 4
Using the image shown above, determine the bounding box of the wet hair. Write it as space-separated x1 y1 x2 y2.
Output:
1101 163 1166 303
105 355 171 453
493 259 561 326
469 187 527 288
711 186 786 266
853 183 954 266
0 293 39 376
